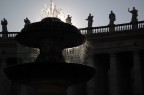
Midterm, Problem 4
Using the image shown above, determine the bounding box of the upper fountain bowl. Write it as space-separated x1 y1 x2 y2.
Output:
16 17 85 48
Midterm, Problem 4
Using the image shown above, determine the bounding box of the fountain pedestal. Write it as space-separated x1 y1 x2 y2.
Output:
4 17 95 95
32 81 67 95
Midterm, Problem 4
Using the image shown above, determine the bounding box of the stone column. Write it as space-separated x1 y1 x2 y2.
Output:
86 54 96 95
133 51 143 95
0 58 7 80
0 58 11 95
0 58 7 79
108 53 119 95
1 58 7 69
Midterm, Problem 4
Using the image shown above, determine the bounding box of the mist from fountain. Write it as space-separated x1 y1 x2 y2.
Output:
63 41 89 64
17 44 39 63
17 38 89 65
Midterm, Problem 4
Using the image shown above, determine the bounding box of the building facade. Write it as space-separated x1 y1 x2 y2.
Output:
0 21 144 95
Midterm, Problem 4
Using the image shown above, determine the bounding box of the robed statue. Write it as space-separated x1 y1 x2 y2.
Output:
1 18 8 32
109 11 116 25
65 15 72 24
24 18 31 27
86 13 93 27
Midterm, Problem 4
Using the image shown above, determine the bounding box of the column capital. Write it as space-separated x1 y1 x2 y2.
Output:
110 52 117 57
132 49 141 54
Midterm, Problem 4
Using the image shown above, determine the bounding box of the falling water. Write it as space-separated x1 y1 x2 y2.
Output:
17 44 39 63
63 41 89 64
17 41 89 64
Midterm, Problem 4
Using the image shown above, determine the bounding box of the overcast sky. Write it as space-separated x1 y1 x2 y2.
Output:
0 0 144 32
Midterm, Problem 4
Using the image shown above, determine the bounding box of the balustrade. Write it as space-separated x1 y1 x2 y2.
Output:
0 21 144 38
0 32 18 38
80 21 144 34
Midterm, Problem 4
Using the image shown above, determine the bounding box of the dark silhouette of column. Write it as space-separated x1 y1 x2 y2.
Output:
140 50 144 94
133 50 143 95
116 51 133 95
94 53 109 95
86 54 96 95
109 53 119 95
0 58 10 95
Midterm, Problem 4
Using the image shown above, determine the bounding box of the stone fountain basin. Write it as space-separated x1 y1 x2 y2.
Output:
4 63 95 86
16 17 86 48
16 30 85 48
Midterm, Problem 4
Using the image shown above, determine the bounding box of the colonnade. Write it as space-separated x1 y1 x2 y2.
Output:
0 49 143 95
86 50 144 95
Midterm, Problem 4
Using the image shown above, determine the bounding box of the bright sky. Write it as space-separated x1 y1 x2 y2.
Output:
0 0 143 32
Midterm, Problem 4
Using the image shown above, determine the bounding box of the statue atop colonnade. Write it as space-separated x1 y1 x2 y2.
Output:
86 13 94 28
128 7 138 23
1 18 8 32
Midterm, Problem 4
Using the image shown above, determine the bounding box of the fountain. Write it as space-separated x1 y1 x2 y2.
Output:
4 1 95 95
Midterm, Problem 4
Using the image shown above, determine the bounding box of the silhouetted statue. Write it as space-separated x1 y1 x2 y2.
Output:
128 7 138 23
66 15 72 24
1 18 8 32
86 13 93 27
24 18 31 27
109 11 116 25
